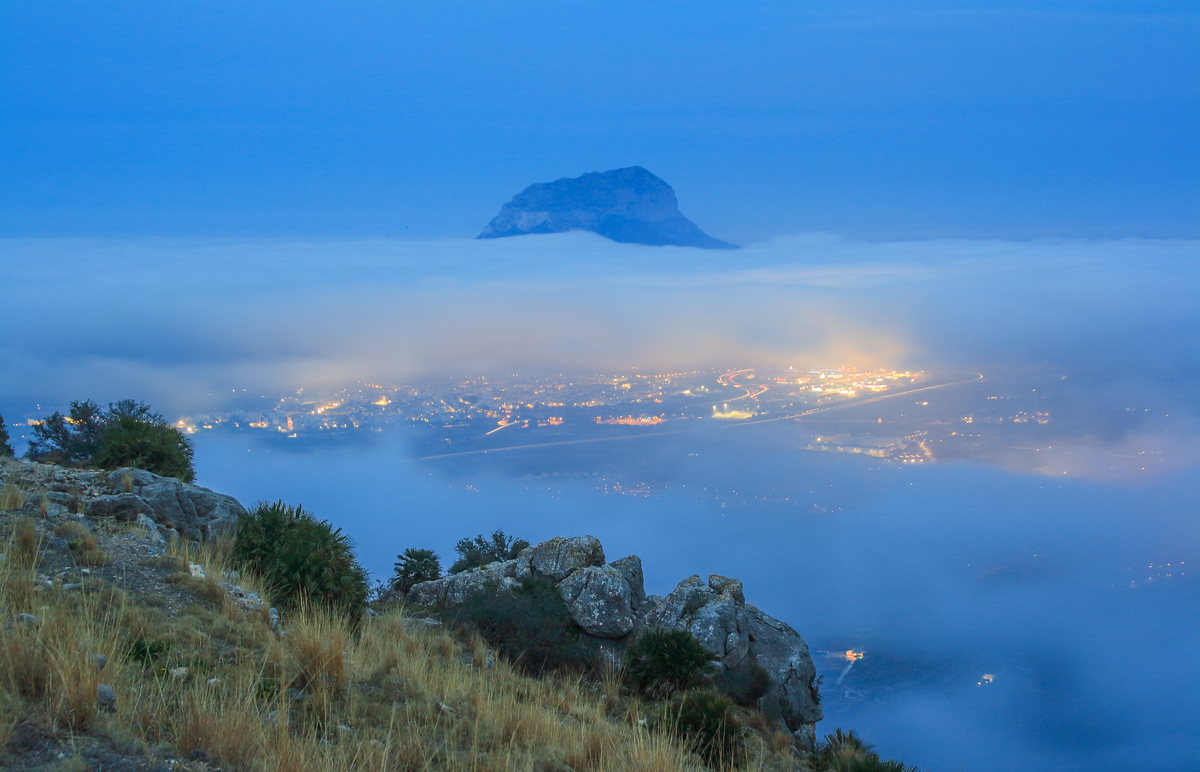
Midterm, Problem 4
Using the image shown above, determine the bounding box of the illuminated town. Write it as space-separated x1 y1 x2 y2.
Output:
177 365 1071 470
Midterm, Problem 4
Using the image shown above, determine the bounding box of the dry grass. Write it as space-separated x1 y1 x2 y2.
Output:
0 515 802 772
0 483 27 511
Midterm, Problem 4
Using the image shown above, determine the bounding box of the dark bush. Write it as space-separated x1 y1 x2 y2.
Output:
449 529 530 574
0 412 13 457
714 660 773 707
809 729 921 772
453 576 587 674
25 399 195 481
392 547 442 592
661 689 745 770
624 628 714 699
233 501 369 615
27 399 105 464
94 414 195 483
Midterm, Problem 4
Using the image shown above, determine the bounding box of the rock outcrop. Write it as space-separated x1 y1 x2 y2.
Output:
478 167 736 249
85 467 245 541
404 534 822 739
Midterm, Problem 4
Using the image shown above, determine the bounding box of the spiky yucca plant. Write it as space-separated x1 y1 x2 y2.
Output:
392 547 442 592
233 501 369 615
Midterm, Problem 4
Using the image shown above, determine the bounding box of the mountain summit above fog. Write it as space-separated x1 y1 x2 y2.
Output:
478 166 736 249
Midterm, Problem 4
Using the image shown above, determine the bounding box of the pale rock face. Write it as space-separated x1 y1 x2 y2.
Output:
514 535 605 582
405 560 520 608
743 604 823 734
636 574 750 668
557 565 635 638
633 573 822 734
86 468 245 541
608 555 647 610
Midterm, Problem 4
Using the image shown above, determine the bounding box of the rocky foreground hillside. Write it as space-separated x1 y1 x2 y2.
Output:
1 457 919 772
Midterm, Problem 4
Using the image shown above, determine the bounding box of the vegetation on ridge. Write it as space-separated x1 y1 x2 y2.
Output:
449 530 529 574
25 399 195 482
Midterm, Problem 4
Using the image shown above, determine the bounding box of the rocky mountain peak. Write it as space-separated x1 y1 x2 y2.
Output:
478 166 736 249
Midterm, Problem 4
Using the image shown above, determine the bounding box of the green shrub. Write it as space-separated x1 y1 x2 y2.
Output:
453 576 587 674
0 412 13 457
94 414 195 483
624 628 714 699
449 529 530 574
233 501 369 615
713 659 773 707
809 729 921 772
25 399 195 482
660 689 745 770
392 547 442 592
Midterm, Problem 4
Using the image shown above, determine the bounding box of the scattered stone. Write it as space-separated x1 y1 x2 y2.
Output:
268 607 281 631
222 569 240 582
170 666 189 680
265 710 280 727
97 683 117 712
188 563 205 579
438 702 454 715
136 513 167 547
92 653 107 671
289 689 306 702
15 613 41 625
62 583 82 591
221 582 263 610
187 749 211 763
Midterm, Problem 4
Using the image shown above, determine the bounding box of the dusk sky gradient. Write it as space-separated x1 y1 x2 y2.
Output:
2 0 1197 242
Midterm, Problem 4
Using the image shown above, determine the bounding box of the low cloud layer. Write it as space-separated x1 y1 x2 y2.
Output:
2 233 1196 447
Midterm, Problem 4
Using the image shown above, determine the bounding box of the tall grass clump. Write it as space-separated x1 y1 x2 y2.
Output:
233 501 369 615
0 484 26 511
659 689 746 770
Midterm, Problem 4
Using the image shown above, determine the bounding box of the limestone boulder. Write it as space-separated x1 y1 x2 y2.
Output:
86 493 150 522
608 555 647 610
744 604 823 737
514 536 604 582
636 574 750 669
100 468 246 541
406 560 520 608
558 565 634 638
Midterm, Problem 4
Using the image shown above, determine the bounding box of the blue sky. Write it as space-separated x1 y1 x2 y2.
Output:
2 0 1196 241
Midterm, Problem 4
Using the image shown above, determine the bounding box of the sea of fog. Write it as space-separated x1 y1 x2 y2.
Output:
187 425 1198 772
2 232 1197 770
